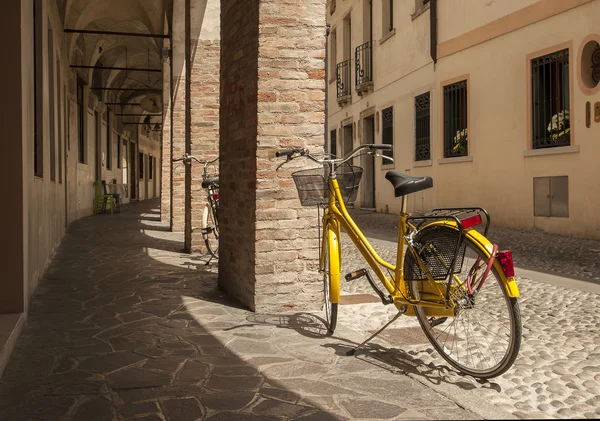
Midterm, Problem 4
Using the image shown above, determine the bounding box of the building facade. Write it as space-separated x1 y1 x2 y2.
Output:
327 0 600 239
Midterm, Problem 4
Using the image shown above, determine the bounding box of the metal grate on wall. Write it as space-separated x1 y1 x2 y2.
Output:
336 59 351 100
330 129 337 158
355 41 373 92
382 106 394 159
531 48 570 149
443 80 468 158
415 92 431 161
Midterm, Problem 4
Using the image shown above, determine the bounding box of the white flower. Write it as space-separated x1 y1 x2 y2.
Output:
547 110 570 133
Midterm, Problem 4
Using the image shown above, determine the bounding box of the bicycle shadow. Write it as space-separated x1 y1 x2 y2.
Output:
223 312 333 339
322 340 501 393
219 310 504 396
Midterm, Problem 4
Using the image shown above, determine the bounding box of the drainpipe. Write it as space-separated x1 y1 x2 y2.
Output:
324 24 330 154
430 0 438 66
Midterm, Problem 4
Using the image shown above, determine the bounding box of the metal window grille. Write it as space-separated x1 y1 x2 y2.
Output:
443 80 468 158
336 59 351 99
355 41 373 92
330 129 337 158
593 44 600 84
382 106 394 159
415 92 431 161
531 48 570 149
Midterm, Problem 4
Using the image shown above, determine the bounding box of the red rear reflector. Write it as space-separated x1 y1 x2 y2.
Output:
460 214 482 230
212 194 219 200
497 250 515 277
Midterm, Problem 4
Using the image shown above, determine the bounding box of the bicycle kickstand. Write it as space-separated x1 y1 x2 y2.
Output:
205 252 216 266
346 306 407 356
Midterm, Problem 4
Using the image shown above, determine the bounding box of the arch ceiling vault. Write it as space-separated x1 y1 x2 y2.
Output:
63 0 173 125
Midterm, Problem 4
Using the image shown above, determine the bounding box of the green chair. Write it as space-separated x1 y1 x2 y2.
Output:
94 181 114 214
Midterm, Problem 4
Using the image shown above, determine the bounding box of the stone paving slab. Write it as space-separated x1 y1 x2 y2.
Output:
0 201 479 421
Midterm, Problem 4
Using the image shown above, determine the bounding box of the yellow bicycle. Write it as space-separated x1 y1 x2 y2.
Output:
276 144 522 379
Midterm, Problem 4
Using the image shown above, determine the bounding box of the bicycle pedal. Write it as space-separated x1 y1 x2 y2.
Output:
201 227 214 235
345 269 367 281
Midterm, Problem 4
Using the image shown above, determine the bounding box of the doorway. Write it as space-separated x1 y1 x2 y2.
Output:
129 142 136 200
361 115 375 209
94 111 100 181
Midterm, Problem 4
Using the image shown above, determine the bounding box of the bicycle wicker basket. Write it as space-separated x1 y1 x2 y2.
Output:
291 165 363 207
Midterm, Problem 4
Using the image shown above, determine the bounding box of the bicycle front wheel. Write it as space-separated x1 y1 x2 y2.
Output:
202 203 219 258
407 227 521 378
322 228 339 334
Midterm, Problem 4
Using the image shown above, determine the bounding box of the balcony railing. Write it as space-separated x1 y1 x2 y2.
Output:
355 41 373 93
336 59 351 103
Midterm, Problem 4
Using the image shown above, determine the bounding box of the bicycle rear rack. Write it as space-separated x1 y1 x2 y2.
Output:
408 207 490 236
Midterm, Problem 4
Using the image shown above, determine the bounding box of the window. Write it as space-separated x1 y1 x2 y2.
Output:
330 129 337 157
443 80 468 158
531 48 570 149
139 152 144 179
77 79 85 163
148 155 153 180
117 135 122 169
106 111 112 170
48 25 56 182
381 106 394 159
382 0 394 35
33 0 43 177
534 176 568 217
57 63 63 184
415 92 430 161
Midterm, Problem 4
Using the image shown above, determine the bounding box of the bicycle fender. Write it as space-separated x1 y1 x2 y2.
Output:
328 228 341 304
417 221 520 298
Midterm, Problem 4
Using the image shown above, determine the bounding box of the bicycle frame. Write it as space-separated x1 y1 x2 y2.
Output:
320 173 519 316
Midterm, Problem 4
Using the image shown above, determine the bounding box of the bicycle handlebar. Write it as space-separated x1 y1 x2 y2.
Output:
172 153 218 166
275 144 393 167
275 148 306 158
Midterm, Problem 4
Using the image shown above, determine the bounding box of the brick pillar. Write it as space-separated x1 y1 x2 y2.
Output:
189 0 220 253
161 40 172 227
170 0 186 234
219 0 326 312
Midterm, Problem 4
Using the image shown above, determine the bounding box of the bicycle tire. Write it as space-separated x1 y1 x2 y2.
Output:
202 203 219 259
323 229 339 334
406 226 521 379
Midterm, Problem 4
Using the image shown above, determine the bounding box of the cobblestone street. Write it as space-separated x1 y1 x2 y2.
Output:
337 209 600 419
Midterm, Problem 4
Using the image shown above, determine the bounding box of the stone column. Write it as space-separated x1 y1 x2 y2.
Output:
170 0 187 234
188 0 220 253
0 0 25 313
219 0 326 312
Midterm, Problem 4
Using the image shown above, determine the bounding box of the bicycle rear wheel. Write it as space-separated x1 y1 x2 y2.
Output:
322 228 339 334
406 226 521 378
202 202 219 258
